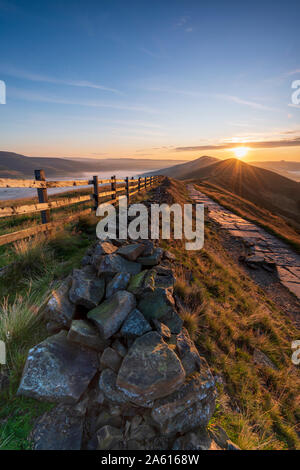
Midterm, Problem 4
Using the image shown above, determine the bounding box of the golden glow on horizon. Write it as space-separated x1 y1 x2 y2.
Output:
233 147 249 159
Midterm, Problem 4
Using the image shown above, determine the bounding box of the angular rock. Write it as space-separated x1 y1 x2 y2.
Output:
152 320 171 339
106 272 130 298
151 371 216 435
117 243 145 261
129 423 156 441
18 331 98 404
153 266 176 290
100 347 122 372
98 254 142 276
127 270 155 297
176 327 202 375
160 310 183 334
31 404 85 450
91 241 118 270
172 429 221 450
137 248 164 266
69 266 105 309
44 277 75 328
111 339 127 358
138 288 175 321
87 290 136 339
139 240 154 257
97 425 123 450
253 348 278 371
95 410 122 431
67 319 108 351
120 309 152 338
99 369 129 405
116 332 186 403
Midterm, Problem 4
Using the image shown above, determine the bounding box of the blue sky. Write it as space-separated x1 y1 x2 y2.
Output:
0 0 299 161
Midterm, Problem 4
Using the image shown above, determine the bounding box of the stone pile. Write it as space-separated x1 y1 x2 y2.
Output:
17 238 234 450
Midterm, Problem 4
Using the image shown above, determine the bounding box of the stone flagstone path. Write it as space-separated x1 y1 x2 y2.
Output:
188 185 300 301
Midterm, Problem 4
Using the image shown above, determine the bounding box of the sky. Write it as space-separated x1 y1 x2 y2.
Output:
0 0 300 162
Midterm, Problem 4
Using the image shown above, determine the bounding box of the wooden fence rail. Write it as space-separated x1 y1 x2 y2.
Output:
0 171 162 247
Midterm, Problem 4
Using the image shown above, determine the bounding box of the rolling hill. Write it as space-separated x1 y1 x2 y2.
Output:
142 155 219 178
0 152 187 178
184 158 300 222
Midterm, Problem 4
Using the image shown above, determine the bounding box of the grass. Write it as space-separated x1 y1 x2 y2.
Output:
0 185 157 450
0 215 98 449
160 178 300 450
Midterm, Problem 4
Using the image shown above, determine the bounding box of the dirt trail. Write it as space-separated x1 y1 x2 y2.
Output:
188 184 300 304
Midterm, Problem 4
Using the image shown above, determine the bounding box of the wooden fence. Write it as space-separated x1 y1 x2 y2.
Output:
0 171 162 247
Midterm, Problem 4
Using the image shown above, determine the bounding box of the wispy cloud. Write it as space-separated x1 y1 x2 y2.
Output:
9 87 158 114
175 15 194 33
144 84 276 110
139 47 161 58
175 137 300 152
0 65 122 94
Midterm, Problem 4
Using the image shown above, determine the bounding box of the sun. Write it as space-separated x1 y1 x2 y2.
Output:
233 147 249 159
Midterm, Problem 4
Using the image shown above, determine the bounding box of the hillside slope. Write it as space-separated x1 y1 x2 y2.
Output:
142 155 219 178
0 152 186 178
184 158 300 226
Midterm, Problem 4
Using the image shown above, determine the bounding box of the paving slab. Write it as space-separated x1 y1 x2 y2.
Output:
188 184 300 301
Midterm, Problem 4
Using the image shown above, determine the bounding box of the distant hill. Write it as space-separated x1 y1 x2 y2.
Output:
249 160 300 182
141 156 219 178
0 152 187 178
188 158 300 224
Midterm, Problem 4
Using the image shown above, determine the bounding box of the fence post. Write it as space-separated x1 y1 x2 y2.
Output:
93 175 99 211
125 176 129 202
144 177 147 190
138 176 141 192
34 169 50 224
111 175 116 202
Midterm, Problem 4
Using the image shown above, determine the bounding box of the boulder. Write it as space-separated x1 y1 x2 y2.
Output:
97 425 123 450
91 241 118 270
95 410 122 431
137 248 164 266
176 327 202 375
67 319 108 351
98 254 142 276
111 339 127 357
106 272 130 298
151 371 216 435
117 243 145 261
18 331 98 404
100 347 122 372
69 266 105 309
87 290 136 339
172 429 221 450
152 320 171 339
127 270 155 297
129 423 156 441
44 277 75 328
138 288 175 321
31 403 85 450
120 309 152 338
99 369 129 405
160 310 183 334
116 332 186 404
